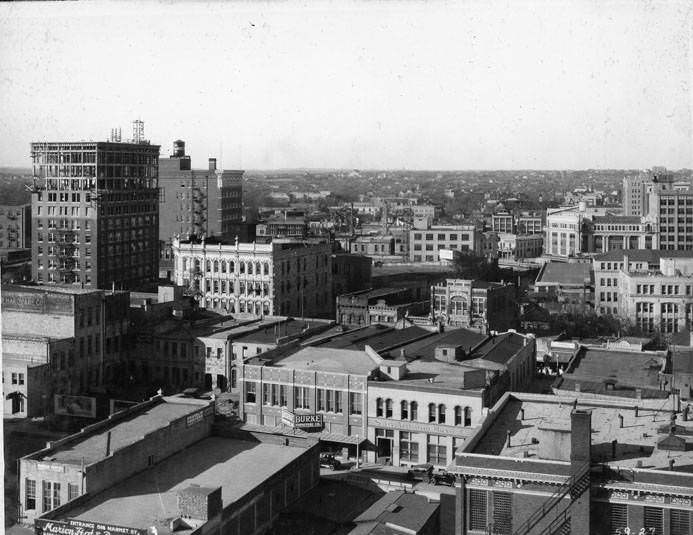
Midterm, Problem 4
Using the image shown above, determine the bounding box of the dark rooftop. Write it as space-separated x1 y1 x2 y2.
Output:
592 215 643 224
350 491 439 535
536 262 591 286
313 325 433 352
594 249 693 263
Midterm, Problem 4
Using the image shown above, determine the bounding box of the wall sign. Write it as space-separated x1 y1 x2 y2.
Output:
35 519 147 535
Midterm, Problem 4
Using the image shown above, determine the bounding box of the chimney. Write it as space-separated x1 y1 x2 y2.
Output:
208 158 217 172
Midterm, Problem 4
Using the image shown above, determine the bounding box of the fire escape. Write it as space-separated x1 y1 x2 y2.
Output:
191 184 207 240
55 226 78 284
510 462 591 535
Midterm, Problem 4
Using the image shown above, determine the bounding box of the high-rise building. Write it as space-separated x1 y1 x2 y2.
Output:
30 136 160 290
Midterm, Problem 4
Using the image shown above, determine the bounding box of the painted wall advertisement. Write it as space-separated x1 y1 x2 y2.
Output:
54 395 97 418
35 518 148 535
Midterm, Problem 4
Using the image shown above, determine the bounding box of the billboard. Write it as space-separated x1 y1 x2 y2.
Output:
35 519 147 535
54 394 97 418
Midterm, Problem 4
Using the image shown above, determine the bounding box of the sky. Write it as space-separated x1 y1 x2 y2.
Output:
0 0 691 170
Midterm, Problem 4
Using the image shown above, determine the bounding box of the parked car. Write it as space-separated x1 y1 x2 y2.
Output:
407 463 433 482
319 454 342 471
431 471 456 486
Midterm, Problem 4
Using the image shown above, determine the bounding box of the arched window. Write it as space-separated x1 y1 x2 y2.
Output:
229 261 235 273
410 401 418 421
400 400 408 420
428 403 436 423
438 404 446 424
376 398 384 417
255 262 261 275
240 262 245 274
264 263 269 275
464 406 472 426
248 262 253 275
206 260 212 272
454 406 462 426
221 261 227 274
213 260 219 273
182 258 188 271
385 399 393 418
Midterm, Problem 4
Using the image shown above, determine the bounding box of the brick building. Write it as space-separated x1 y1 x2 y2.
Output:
0 203 31 249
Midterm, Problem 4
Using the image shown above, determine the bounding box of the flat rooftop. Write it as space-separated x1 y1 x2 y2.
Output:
471 395 693 471
315 325 433 352
58 436 307 535
536 262 591 286
558 347 666 396
270 347 379 375
37 399 205 466
234 319 314 344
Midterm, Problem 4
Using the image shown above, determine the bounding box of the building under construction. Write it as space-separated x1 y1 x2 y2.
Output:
30 124 160 290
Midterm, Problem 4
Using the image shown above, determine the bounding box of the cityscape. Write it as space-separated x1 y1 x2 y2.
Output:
1 2 692 535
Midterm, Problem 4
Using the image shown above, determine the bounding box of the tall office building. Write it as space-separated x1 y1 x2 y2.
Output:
30 133 160 290
158 140 244 278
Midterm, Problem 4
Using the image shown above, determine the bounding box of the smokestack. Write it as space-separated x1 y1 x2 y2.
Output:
209 158 217 171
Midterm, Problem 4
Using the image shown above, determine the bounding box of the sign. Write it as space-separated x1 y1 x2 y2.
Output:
369 417 470 438
281 408 295 427
294 413 324 429
35 518 147 535
2 291 74 316
55 395 96 418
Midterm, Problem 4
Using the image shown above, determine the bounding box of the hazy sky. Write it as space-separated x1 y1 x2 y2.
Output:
0 1 691 170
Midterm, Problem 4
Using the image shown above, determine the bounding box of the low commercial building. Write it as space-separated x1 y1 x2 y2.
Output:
2 285 130 418
336 288 428 328
497 233 543 260
349 490 440 535
366 329 536 468
451 392 693 535
256 215 308 241
172 237 333 318
25 395 319 535
431 279 517 333
534 261 593 315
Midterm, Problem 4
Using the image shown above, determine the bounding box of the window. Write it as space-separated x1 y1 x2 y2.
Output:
400 431 419 462
469 490 487 530
454 406 462 426
318 389 326 411
335 391 343 413
294 386 310 409
410 401 418 421
427 435 447 465
428 403 436 423
464 406 472 426
68 483 79 502
385 399 393 418
245 381 257 403
42 481 60 512
671 509 690 535
280 385 288 407
376 397 384 417
492 492 512 534
400 400 408 420
644 507 663 534
25 479 36 510
438 404 446 424
609 503 628 533
349 392 362 415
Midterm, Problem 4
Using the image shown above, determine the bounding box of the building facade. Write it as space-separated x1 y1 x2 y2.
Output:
593 250 693 334
2 285 130 418
0 203 31 250
497 233 544 260
431 279 517 332
410 225 479 262
172 237 333 319
30 140 160 290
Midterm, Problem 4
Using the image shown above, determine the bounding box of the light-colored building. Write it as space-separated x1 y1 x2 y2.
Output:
544 206 588 257
492 212 514 234
366 329 536 468
498 233 543 260
409 225 479 262
593 249 693 334
172 237 333 318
